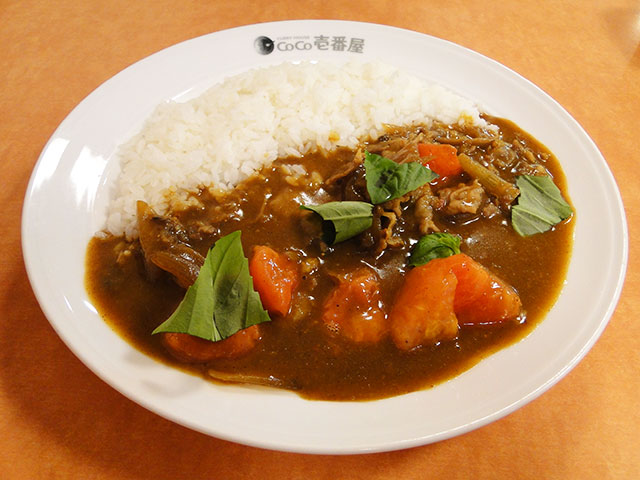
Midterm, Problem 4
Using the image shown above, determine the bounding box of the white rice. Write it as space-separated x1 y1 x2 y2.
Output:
106 60 487 238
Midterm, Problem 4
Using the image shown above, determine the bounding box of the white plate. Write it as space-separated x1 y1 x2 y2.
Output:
22 20 627 454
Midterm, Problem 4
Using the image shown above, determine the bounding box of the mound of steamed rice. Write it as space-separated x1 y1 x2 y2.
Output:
106 61 487 239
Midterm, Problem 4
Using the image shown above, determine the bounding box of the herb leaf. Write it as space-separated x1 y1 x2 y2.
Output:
408 233 462 267
152 231 271 341
364 151 438 204
301 201 373 245
511 175 573 236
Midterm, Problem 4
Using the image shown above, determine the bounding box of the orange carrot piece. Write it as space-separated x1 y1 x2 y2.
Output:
418 143 463 178
322 268 387 343
249 246 299 317
389 259 459 350
161 325 261 363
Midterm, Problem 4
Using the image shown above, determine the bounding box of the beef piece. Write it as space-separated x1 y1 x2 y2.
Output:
414 191 439 235
136 200 204 288
436 180 485 216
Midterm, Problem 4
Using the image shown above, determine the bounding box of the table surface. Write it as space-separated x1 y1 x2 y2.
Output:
2 0 639 478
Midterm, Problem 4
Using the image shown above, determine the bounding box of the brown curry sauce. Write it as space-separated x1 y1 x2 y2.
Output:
85 116 573 401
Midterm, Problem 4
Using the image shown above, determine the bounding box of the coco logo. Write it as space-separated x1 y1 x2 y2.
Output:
254 36 316 54
276 40 313 51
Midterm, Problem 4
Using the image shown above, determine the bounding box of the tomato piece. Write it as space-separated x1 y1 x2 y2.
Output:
447 254 522 326
418 143 463 178
322 268 387 343
249 246 299 316
389 259 459 350
161 325 261 363
390 253 522 350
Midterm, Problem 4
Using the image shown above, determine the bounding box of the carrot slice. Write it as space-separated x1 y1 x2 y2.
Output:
389 260 459 350
161 325 261 363
322 268 387 343
249 246 299 317
418 143 463 178
390 253 522 350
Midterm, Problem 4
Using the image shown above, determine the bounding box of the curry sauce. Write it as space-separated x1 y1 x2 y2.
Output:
86 117 573 401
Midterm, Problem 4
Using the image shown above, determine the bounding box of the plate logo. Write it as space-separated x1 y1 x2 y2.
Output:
254 35 365 55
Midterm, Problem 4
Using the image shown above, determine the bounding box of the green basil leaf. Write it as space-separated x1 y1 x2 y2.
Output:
511 175 573 236
152 231 270 341
301 201 373 245
364 151 438 204
408 232 462 267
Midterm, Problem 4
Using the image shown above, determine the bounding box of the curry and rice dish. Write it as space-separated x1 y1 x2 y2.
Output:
85 62 573 401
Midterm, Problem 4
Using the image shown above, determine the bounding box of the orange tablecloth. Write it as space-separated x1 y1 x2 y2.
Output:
2 1 638 478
